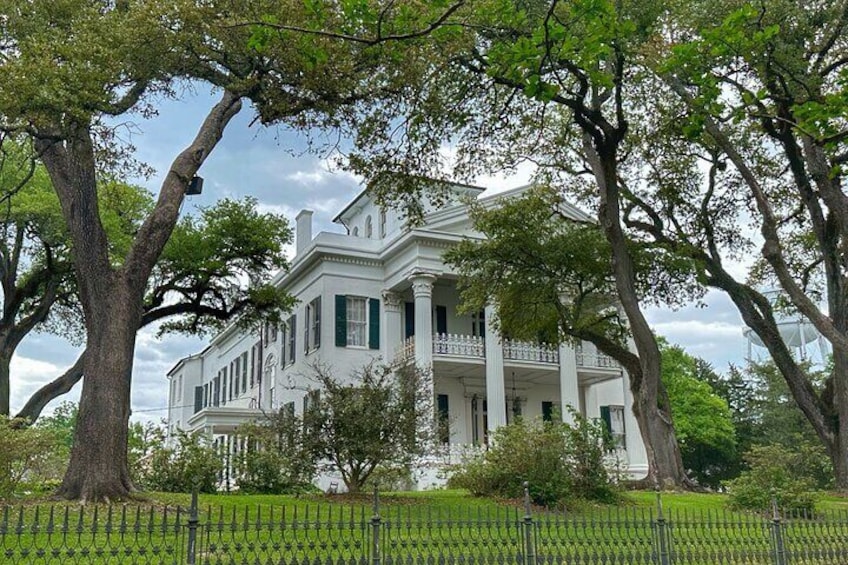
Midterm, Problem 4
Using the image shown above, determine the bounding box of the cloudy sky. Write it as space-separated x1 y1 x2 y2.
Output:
9 86 766 422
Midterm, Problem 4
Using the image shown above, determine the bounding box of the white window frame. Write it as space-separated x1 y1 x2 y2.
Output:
609 405 626 449
379 210 386 238
365 215 373 239
306 297 321 353
346 296 368 347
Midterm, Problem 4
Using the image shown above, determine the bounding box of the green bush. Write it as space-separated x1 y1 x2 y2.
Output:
142 430 223 493
233 408 317 494
0 416 66 499
725 445 818 514
448 415 618 507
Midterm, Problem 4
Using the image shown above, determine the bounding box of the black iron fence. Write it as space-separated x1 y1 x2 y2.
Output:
3 485 848 564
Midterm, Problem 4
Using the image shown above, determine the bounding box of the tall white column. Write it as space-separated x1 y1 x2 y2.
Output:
621 368 649 479
558 342 580 424
410 273 437 370
484 304 506 433
382 290 403 360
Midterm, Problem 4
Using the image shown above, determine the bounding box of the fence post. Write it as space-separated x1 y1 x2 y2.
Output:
186 487 199 565
771 499 788 565
655 492 671 565
371 485 382 565
522 482 535 565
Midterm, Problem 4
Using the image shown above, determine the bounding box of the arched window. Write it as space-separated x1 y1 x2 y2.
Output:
379 210 387 238
352 226 359 237
365 215 373 239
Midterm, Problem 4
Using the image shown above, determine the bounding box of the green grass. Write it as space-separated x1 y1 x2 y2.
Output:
4 490 848 564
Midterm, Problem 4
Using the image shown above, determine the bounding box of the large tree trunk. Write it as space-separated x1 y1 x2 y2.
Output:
585 135 690 489
35 92 241 501
0 348 9 416
55 278 140 501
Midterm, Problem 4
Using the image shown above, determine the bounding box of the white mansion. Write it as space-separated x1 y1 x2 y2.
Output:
165 183 649 488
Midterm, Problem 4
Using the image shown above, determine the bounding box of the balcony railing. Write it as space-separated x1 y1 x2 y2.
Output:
433 333 485 357
576 347 619 369
396 335 620 371
502 338 559 364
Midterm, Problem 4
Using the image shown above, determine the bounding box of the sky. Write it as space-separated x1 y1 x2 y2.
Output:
7 86 778 422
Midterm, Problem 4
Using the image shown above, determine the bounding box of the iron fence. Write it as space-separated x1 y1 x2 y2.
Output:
3 486 848 565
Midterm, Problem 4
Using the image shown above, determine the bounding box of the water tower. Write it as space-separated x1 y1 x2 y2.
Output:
743 289 829 365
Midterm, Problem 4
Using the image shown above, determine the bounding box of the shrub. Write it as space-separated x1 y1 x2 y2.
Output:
142 430 223 493
233 406 317 494
0 416 65 498
448 415 618 507
725 445 818 514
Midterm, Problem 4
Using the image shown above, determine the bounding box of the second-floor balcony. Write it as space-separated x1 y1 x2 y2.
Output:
398 334 619 370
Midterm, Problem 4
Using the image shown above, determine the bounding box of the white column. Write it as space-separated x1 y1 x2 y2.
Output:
484 305 506 433
621 368 649 479
558 342 580 424
411 274 437 370
382 290 403 359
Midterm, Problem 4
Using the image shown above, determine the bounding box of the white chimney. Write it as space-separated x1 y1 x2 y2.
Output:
295 209 314 254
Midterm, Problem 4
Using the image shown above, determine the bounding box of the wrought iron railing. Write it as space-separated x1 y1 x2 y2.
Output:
3 488 848 564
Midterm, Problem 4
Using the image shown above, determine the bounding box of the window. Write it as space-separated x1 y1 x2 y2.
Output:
352 226 359 237
305 297 321 352
269 387 276 410
365 215 373 238
221 370 227 406
214 374 221 407
241 351 248 393
472 310 485 338
229 362 235 400
346 297 367 347
437 394 450 444
600 405 626 449
379 210 386 238
336 295 380 349
233 358 240 396
287 315 296 364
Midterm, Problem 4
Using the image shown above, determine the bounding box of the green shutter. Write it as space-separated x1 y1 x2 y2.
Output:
369 298 380 349
335 295 347 346
600 405 612 433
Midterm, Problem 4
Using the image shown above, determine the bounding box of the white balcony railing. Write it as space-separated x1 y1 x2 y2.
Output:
396 335 620 371
433 333 485 357
502 338 560 364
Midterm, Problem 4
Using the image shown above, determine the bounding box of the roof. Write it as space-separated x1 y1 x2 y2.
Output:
332 175 486 225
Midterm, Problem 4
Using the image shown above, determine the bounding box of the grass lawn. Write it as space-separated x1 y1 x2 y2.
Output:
4 490 848 564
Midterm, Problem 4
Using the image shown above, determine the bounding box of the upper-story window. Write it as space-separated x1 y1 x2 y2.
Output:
352 226 359 237
365 215 373 239
347 297 367 347
287 314 296 364
379 210 386 238
472 310 486 338
305 297 321 352
335 295 380 350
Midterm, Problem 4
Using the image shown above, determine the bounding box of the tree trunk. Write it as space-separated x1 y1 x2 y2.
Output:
585 135 690 489
0 348 9 417
55 279 140 501
832 334 848 491
14 353 85 424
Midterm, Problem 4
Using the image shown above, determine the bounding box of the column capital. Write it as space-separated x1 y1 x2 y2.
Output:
408 268 438 298
381 290 403 311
